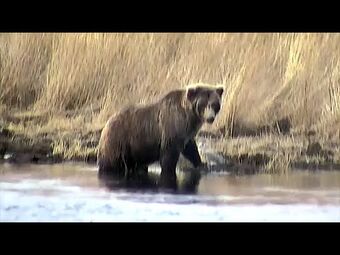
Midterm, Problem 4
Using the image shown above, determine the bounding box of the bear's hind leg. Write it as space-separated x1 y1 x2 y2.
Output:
159 147 180 191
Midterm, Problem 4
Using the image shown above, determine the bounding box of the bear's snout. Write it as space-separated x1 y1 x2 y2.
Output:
203 105 217 124
207 117 215 124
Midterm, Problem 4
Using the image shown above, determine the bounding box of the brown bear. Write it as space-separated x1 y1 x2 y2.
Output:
97 83 224 190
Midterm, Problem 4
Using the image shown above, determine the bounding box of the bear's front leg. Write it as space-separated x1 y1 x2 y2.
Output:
159 146 180 190
182 139 203 168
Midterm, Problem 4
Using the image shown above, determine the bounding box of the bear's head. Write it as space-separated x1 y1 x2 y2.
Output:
186 84 224 124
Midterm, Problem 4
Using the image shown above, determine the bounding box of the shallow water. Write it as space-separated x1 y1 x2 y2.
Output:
0 162 339 222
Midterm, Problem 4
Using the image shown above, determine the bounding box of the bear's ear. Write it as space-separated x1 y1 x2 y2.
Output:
216 86 224 97
186 87 199 102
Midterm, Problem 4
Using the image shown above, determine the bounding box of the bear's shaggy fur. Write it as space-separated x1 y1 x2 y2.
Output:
97 83 224 190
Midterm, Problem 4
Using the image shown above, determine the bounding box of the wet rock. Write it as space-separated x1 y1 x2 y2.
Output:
253 153 270 166
223 153 272 175
47 154 63 163
34 142 53 155
4 152 61 164
7 153 34 163
306 142 322 156
0 127 13 137
0 140 7 158
31 153 52 163
85 153 97 163
275 117 291 134
197 130 223 139
232 153 270 167
317 149 334 162
306 130 317 137
321 149 334 157
218 117 291 138
293 161 340 171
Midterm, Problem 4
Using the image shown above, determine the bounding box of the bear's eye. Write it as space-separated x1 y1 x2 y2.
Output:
211 102 220 113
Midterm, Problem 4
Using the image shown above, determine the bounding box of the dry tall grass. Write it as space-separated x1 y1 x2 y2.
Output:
1 33 339 134
0 33 339 163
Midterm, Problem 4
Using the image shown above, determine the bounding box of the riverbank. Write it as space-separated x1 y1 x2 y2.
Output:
1 110 339 174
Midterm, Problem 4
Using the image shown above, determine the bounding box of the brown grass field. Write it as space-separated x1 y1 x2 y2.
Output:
0 33 339 173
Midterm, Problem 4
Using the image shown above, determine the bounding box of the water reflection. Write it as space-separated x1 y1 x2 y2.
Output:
1 162 339 221
98 167 202 194
1 162 339 202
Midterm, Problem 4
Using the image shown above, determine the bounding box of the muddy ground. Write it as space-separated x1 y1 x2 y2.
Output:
1 123 339 174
